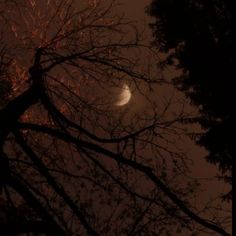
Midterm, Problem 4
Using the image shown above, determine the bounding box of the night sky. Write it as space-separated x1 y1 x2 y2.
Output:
119 0 230 203
0 0 231 235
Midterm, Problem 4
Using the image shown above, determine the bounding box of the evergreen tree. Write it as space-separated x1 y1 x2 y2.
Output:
147 0 232 200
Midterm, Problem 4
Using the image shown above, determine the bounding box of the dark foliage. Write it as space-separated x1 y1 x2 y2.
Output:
147 0 232 198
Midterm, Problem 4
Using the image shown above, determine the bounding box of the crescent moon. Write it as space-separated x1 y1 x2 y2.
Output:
115 84 131 106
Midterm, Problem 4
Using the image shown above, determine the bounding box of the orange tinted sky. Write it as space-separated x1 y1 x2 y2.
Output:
119 0 231 224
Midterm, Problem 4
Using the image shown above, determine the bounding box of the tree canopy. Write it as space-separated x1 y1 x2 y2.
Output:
147 0 232 199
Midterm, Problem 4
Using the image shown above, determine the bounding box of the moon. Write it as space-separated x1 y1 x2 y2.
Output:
115 84 132 106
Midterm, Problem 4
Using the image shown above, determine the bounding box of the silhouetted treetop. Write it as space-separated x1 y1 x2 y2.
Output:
147 0 232 197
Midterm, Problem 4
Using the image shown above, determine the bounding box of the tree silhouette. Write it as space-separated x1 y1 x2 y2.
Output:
0 0 231 235
147 0 232 200
0 44 12 108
